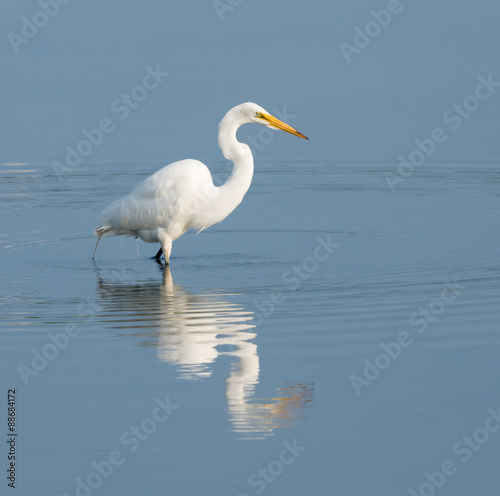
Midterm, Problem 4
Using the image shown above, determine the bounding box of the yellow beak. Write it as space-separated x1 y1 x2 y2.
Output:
262 113 309 140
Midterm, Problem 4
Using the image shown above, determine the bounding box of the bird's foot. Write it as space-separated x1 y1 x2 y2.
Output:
153 247 163 261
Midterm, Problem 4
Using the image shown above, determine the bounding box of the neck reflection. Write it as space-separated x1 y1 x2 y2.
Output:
96 266 312 439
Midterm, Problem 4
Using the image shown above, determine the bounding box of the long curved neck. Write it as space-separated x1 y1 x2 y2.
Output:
214 114 254 215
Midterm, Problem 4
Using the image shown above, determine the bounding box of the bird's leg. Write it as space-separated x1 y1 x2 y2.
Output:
163 245 171 265
157 231 172 266
154 248 163 261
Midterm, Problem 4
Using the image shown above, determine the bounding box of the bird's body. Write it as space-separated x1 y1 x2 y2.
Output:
93 102 307 263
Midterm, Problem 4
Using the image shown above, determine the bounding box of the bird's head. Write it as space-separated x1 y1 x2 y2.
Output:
238 102 309 140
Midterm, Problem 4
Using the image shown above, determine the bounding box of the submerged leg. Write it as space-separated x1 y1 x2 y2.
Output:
154 247 163 261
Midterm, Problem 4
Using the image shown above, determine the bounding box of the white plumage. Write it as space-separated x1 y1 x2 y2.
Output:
93 102 308 263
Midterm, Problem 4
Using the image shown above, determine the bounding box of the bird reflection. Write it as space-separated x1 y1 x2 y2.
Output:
95 265 313 439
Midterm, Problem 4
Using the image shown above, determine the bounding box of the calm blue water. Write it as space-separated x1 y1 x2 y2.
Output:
1 158 499 495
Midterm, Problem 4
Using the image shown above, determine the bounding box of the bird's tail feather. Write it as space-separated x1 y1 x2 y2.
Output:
92 225 115 259
93 225 114 237
92 226 115 259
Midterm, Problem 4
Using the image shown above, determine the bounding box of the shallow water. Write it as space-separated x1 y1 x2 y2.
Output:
1 158 499 495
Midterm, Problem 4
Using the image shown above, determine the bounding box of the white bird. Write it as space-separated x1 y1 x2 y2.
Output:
93 102 308 263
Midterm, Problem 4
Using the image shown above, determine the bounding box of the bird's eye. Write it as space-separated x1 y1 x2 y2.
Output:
256 112 263 118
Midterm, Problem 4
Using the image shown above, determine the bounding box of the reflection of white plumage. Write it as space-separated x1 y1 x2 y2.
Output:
93 102 307 263
95 267 314 439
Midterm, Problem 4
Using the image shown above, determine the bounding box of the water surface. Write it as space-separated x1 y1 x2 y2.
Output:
1 158 499 495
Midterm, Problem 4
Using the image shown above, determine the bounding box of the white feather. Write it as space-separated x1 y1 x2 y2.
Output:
93 102 307 263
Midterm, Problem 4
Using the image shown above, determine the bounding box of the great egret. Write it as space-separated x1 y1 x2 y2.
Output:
93 102 308 263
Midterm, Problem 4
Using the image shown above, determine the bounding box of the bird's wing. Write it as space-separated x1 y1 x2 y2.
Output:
96 159 213 235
